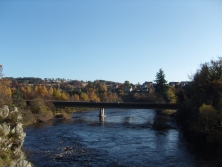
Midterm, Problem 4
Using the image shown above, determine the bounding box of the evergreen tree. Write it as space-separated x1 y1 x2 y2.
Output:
12 88 26 108
154 68 169 102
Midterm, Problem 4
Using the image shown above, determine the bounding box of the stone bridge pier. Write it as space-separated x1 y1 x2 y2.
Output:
99 108 104 122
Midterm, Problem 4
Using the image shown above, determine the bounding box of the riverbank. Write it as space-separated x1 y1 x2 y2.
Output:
0 105 33 167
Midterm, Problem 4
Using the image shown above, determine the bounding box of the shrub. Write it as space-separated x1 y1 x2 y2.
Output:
197 104 221 134
36 110 54 122
21 109 36 125
61 111 71 119
29 97 54 122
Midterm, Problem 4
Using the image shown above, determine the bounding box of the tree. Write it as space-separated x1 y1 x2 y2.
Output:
100 92 107 102
20 86 27 99
48 86 54 97
60 92 69 101
26 85 33 99
30 97 54 122
192 58 222 109
124 80 131 88
11 88 26 108
87 89 100 102
39 85 48 97
79 92 89 101
176 57 222 139
154 69 168 102
166 85 177 103
72 94 79 101
53 88 61 100
147 88 156 102
0 65 12 106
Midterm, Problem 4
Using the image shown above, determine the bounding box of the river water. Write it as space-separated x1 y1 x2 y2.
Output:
23 109 221 167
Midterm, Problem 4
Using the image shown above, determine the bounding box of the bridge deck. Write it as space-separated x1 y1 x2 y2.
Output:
49 101 177 110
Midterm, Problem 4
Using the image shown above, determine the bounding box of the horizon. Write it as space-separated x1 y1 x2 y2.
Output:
1 1 222 84
3 75 191 85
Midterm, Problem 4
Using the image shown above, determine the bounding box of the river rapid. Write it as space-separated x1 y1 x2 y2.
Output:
23 109 221 167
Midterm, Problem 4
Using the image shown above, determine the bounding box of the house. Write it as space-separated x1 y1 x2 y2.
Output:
169 82 180 88
141 82 153 89
180 81 191 87
124 87 133 93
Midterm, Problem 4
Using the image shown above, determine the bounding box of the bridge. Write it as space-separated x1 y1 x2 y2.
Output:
51 101 177 109
26 101 177 121
52 101 177 121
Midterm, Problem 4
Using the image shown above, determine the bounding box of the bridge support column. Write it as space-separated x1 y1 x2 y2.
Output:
99 108 104 121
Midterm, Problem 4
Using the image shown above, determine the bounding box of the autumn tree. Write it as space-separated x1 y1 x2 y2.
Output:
79 92 89 101
71 94 79 101
166 85 177 103
60 92 69 101
147 87 156 102
0 65 12 106
95 82 107 92
100 92 107 102
107 92 118 102
48 86 54 97
25 85 33 99
39 85 48 97
53 88 61 100
30 97 54 122
87 88 100 102
85 81 94 90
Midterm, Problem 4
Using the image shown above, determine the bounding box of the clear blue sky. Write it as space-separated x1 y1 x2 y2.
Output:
0 0 222 84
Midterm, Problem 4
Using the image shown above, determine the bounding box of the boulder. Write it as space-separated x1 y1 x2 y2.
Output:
0 105 33 167
1 137 13 151
15 159 33 167
0 122 10 135
13 107 19 113
11 123 26 145
10 107 19 114
17 114 23 122
0 105 9 118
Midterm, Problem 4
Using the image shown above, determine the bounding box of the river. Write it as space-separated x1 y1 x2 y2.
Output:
23 109 221 167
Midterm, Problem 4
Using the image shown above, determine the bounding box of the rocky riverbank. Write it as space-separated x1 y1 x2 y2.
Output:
0 105 33 167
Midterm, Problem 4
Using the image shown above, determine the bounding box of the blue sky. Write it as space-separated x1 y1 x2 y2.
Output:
0 0 222 84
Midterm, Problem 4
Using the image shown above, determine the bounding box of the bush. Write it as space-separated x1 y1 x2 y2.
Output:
36 110 54 122
61 111 71 119
29 97 54 122
21 109 36 125
197 104 221 134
